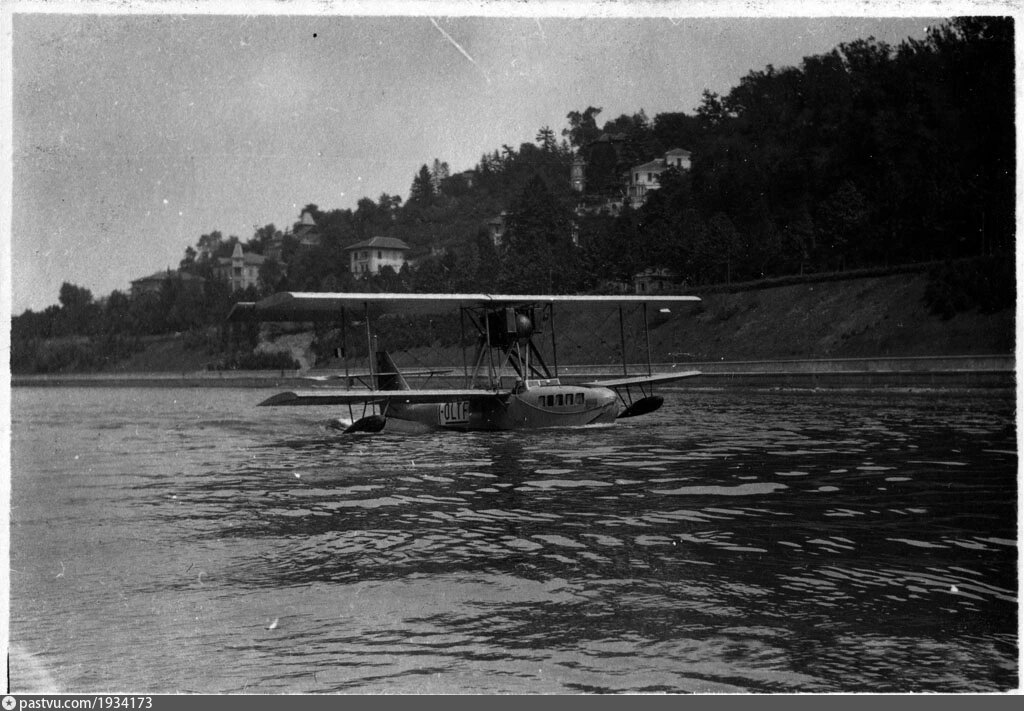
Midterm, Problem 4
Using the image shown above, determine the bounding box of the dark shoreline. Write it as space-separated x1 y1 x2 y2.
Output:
10 355 1015 390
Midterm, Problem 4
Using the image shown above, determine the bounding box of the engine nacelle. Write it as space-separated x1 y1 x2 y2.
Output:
486 307 535 347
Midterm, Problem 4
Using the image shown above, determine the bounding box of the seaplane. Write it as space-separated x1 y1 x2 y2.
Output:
227 292 702 433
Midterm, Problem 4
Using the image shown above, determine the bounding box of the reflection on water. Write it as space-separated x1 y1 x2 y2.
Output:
9 387 1018 693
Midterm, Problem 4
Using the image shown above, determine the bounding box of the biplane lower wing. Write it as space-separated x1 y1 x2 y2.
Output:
259 388 506 407
581 371 702 389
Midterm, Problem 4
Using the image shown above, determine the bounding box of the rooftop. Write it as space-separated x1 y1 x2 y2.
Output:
132 269 207 284
345 236 411 252
633 158 668 172
217 243 266 266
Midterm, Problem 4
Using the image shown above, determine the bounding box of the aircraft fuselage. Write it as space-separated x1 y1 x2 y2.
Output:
386 380 619 431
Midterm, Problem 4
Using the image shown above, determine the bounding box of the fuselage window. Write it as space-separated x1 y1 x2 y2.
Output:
575 393 584 405
556 394 564 406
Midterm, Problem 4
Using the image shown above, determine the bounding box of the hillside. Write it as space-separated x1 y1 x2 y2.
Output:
653 273 1012 362
106 272 1013 373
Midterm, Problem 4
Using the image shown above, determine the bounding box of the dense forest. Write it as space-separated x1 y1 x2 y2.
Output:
11 17 1014 372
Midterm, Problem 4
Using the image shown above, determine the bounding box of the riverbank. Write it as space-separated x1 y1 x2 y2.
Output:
11 354 1015 390
12 270 1015 383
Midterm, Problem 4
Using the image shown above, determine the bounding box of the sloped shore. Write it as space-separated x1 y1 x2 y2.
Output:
13 271 1015 386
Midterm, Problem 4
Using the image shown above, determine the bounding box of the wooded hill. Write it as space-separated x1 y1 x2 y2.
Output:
11 18 1014 373
75 269 1015 374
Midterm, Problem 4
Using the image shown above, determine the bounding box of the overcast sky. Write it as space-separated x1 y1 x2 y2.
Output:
6 3 949 312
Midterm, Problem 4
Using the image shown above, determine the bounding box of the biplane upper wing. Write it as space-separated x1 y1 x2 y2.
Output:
259 388 507 407
581 371 702 389
303 369 453 382
228 292 701 321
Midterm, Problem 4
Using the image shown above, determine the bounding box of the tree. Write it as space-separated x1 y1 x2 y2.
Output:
56 282 99 336
179 246 198 272
563 106 603 149
59 282 93 311
196 230 223 263
500 175 576 293
430 159 450 192
378 192 402 216
536 126 557 152
817 181 868 270
696 90 730 127
707 213 742 284
217 235 242 259
653 112 703 153
409 164 435 204
581 204 640 284
258 259 286 295
247 224 280 254
411 254 451 292
585 140 621 195
780 206 817 275
103 290 132 335
354 197 379 239
472 228 500 289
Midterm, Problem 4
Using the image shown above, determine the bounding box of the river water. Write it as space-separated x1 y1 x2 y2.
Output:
7 386 1018 693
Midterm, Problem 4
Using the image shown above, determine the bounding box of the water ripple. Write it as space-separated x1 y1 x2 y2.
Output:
9 387 1017 692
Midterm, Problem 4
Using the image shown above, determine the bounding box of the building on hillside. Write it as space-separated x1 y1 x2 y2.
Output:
215 243 266 291
597 277 633 295
130 269 207 299
664 147 692 170
486 212 509 247
633 267 682 294
345 236 410 276
293 210 321 248
571 155 587 192
626 148 692 205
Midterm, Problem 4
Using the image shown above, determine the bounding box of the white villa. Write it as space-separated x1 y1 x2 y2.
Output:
627 148 692 205
345 236 411 276
215 243 265 291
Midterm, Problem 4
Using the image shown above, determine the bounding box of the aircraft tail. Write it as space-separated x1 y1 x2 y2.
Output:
375 351 411 391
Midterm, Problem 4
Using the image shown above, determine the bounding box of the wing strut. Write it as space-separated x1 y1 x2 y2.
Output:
364 302 374 382
643 303 652 376
618 305 628 376
460 306 469 387
550 303 559 379
341 305 354 424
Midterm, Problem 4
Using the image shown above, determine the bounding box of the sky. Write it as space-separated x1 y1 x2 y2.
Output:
4 2 957 313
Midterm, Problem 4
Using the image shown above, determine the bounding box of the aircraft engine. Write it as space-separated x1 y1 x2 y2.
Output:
514 312 534 341
486 307 536 347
